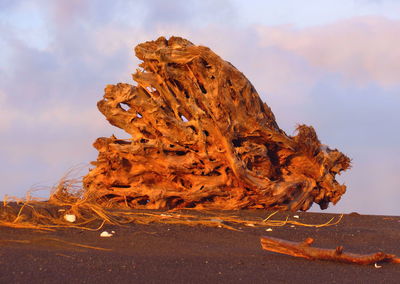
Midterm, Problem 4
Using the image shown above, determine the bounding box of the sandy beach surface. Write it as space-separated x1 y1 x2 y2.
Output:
0 210 399 283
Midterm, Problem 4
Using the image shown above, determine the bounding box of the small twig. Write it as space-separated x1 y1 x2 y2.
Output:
260 236 400 265
0 238 111 251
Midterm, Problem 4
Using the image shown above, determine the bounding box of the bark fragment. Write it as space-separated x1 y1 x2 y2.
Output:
260 236 400 265
83 36 351 210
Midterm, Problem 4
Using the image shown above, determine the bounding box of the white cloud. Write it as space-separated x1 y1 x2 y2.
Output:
0 92 105 131
256 16 400 87
0 90 16 131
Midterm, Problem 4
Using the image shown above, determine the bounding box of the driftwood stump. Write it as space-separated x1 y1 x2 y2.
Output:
83 36 350 210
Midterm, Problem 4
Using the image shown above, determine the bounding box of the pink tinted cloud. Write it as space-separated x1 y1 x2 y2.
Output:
256 16 400 87
38 0 89 28
0 90 14 131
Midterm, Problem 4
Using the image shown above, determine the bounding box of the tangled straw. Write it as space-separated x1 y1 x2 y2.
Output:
0 176 344 232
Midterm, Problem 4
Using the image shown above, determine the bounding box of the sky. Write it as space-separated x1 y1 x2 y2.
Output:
1 0 399 215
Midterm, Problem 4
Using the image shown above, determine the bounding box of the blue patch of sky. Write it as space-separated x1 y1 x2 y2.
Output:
0 2 51 50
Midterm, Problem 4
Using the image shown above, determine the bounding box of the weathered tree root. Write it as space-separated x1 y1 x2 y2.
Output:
260 236 400 265
83 36 351 210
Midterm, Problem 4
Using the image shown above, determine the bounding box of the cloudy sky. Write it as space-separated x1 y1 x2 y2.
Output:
1 0 399 215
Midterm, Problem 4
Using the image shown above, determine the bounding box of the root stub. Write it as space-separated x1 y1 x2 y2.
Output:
83 36 351 211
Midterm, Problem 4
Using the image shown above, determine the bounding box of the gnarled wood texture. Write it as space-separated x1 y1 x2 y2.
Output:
83 36 350 210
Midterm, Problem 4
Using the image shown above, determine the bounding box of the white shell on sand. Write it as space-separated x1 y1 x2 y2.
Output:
64 214 76 223
100 231 113 237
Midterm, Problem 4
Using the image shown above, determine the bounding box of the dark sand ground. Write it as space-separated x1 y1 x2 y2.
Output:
0 210 399 284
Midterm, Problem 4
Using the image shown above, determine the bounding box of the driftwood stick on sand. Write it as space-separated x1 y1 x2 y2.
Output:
260 236 400 265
